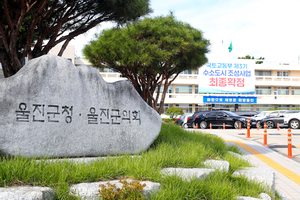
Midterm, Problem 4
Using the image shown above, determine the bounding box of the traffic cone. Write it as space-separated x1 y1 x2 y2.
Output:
287 129 294 158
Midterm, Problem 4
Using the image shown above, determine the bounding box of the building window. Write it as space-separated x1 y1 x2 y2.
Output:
196 104 212 111
175 104 193 114
195 85 198 94
274 105 290 110
212 104 235 111
175 85 192 94
158 104 170 114
194 70 199 74
256 87 271 95
274 87 289 95
99 68 116 73
277 71 289 77
292 87 300 95
238 105 254 111
255 71 271 76
180 70 192 74
256 105 272 111
156 85 173 93
292 105 300 109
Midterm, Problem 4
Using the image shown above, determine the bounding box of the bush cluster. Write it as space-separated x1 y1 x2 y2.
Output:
98 180 146 200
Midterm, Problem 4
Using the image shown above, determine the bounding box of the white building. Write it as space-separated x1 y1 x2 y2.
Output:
19 45 300 114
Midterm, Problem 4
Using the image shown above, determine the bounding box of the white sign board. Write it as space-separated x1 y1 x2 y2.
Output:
198 60 255 94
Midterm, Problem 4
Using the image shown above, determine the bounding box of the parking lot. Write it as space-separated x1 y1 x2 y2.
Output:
190 127 300 163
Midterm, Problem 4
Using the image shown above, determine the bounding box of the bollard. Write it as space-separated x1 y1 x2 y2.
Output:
277 123 280 131
210 123 212 130
264 122 267 131
287 129 294 158
246 118 251 138
239 122 241 130
223 123 225 129
196 123 198 129
263 128 268 146
257 122 259 130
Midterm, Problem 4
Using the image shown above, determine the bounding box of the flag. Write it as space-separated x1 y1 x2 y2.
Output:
228 42 232 52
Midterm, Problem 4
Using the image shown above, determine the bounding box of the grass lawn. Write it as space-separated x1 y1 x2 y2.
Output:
0 123 281 199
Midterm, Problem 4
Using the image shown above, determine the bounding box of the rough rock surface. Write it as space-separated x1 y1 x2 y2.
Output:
70 179 160 200
0 187 55 200
0 55 161 158
203 160 230 172
161 167 215 182
232 167 275 198
236 193 271 200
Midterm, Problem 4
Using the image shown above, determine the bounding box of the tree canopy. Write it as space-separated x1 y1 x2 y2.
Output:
166 107 184 120
84 14 210 114
238 55 265 64
0 0 152 77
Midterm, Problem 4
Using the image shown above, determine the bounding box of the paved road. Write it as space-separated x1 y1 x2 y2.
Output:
190 127 300 163
187 127 300 200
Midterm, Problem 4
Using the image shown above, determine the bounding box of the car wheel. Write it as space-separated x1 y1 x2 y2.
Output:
289 119 300 129
200 121 207 129
234 121 241 129
266 121 274 129
182 123 188 129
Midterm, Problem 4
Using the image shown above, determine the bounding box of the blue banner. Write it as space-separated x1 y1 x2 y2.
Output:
203 96 257 104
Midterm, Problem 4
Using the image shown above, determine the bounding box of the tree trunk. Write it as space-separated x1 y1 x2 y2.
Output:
0 50 22 78
157 80 169 114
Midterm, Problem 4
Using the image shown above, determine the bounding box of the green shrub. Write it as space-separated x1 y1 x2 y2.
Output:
99 180 146 200
165 107 184 119
162 118 176 124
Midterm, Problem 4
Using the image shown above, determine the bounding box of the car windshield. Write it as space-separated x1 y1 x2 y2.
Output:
256 112 267 117
223 111 238 117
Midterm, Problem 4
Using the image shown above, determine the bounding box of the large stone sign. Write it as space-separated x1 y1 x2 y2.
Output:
0 55 162 158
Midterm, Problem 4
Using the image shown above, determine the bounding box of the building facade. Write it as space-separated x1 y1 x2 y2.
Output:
47 45 300 114
83 60 300 114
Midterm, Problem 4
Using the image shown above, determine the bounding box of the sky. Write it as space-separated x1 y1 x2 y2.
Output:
70 0 300 61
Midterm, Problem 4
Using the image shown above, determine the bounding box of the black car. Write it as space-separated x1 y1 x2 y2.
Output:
174 114 189 128
259 110 300 128
231 111 260 117
194 111 257 129
174 115 184 126
186 111 210 128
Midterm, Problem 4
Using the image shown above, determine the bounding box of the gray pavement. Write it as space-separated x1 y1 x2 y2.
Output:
188 127 300 200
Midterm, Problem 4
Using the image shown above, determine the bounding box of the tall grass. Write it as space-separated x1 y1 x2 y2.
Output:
0 123 281 199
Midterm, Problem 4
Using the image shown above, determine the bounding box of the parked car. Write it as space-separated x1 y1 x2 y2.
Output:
260 110 300 128
231 111 260 117
174 114 186 126
186 111 210 128
194 111 257 129
284 112 300 129
252 111 286 124
174 114 191 129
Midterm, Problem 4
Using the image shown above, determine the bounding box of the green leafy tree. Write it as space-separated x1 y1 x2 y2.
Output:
165 107 184 120
83 14 210 114
238 55 254 59
0 0 152 77
237 55 265 64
